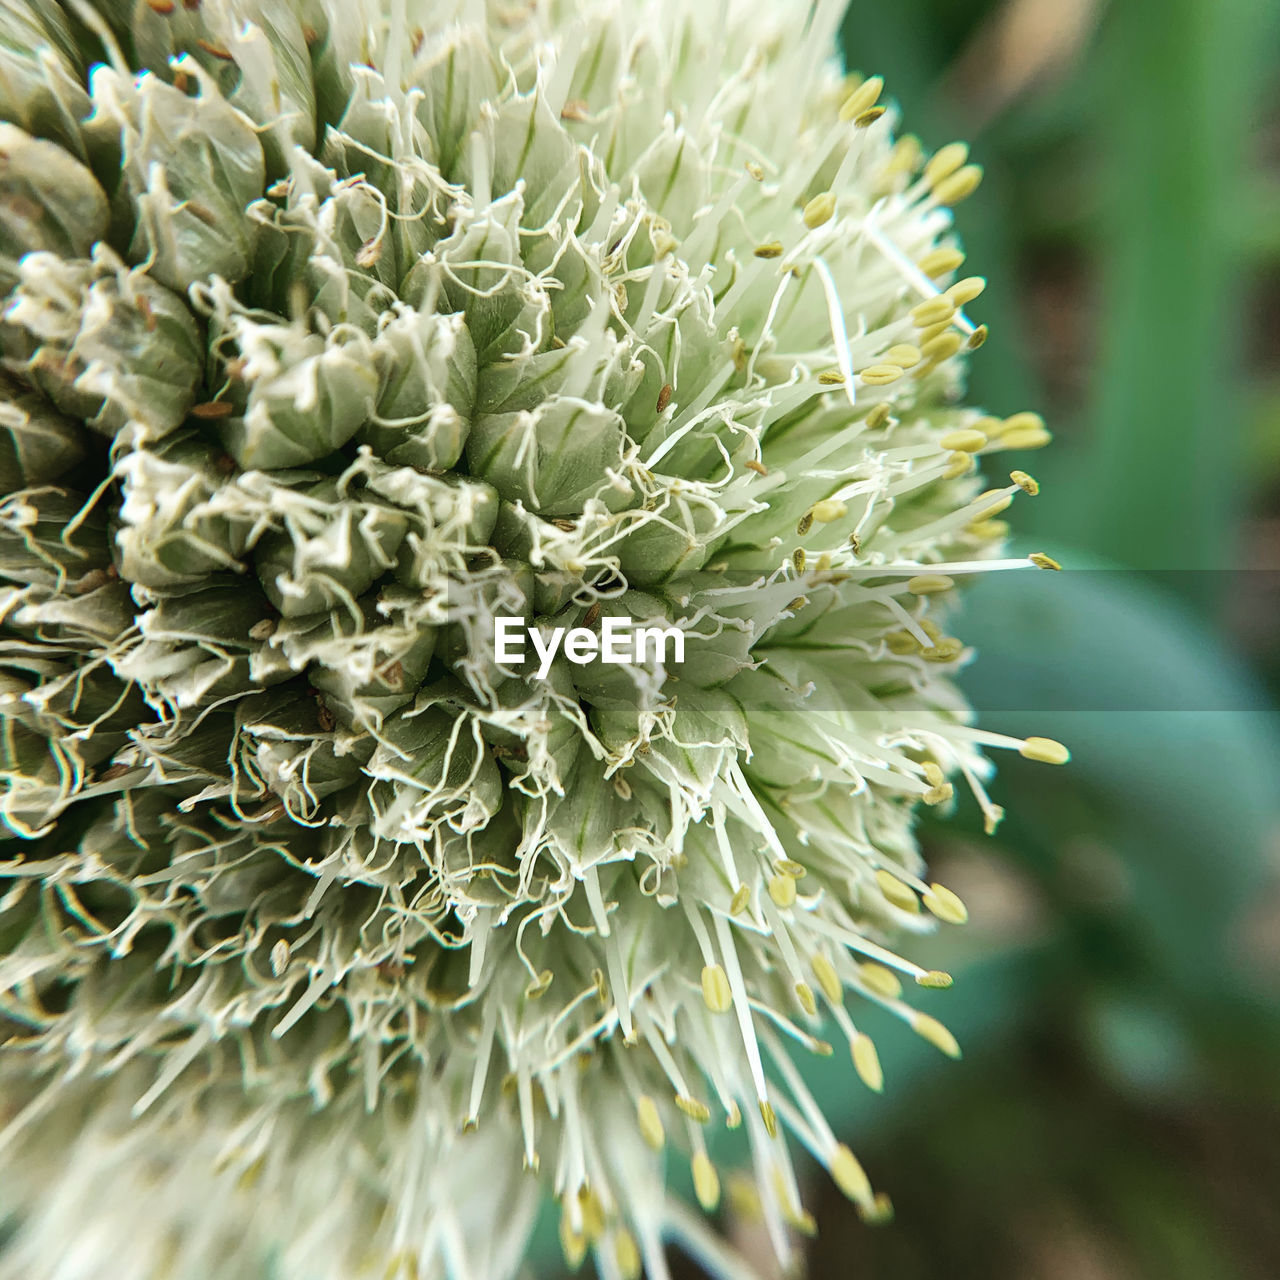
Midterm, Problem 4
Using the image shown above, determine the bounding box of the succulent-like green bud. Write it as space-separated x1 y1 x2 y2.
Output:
0 3 1070 1278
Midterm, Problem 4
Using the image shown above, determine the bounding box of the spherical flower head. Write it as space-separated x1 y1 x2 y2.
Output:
0 2 1067 1277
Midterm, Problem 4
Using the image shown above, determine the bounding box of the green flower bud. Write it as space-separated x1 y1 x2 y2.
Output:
0 123 109 292
1 247 202 440
86 65 265 293
208 318 379 468
112 430 254 587
0 368 88 489
254 477 409 616
0 1 91 158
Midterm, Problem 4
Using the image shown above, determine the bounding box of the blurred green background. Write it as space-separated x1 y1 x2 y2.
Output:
663 0 1280 1275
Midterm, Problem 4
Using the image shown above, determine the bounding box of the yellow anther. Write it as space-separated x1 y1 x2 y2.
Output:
615 1230 641 1280
803 191 837 229
923 781 954 805
795 982 818 1016
796 511 813 536
851 1032 884 1092
577 1187 606 1241
636 1095 665 1151
727 1173 762 1219
792 547 806 574
921 637 963 662
968 517 1009 541
839 75 884 121
726 1100 742 1129
768 873 797 908
974 489 1013 518
864 401 892 429
812 953 842 1003
746 161 765 180
559 1217 588 1270
882 134 922 177
817 369 846 385
920 331 963 362
855 105 887 127
675 1094 711 1123
1002 410 1045 434
692 1153 721 1211
967 324 989 349
1030 551 1062 570
859 363 905 386
1020 736 1070 765
912 1011 961 1058
906 573 954 595
946 276 987 306
701 963 733 1014
830 1144 872 1205
875 869 917 911
859 1191 895 1226
944 451 975 480
858 962 903 999
1010 469 1039 495
729 883 751 915
914 323 953 350
933 164 984 206
910 295 956 327
939 428 987 453
916 969 953 989
923 141 969 188
810 498 847 523
525 969 553 998
884 343 921 369
759 1100 779 1138
923 883 969 925
754 240 784 259
885 629 920 655
1001 424 1053 450
922 761 945 785
918 246 964 277
984 803 1006 835
775 859 807 878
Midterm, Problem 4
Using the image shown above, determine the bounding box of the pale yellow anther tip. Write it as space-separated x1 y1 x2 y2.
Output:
701 963 732 1014
767 873 797 909
691 1152 721 1211
839 75 884 122
754 240 784 259
636 1095 665 1151
906 573 954 596
830 1144 872 1205
852 1032 884 1092
1030 552 1062 571
858 363 905 386
810 498 847 523
802 191 837 229
910 296 956 328
1010 469 1040 496
939 429 988 453
916 969 953 990
874 868 919 912
795 982 818 1017
933 164 984 206
923 882 969 925
759 1100 779 1138
912 1011 961 1058
946 276 987 306
729 883 751 915
1019 736 1070 765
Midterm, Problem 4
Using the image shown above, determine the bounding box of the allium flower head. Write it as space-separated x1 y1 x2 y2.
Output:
0 1 1068 1276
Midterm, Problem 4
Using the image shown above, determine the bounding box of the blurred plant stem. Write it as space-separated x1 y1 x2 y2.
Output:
1083 0 1273 614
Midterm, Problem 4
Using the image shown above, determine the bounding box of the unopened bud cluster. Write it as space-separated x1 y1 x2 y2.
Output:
0 2 1065 1278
